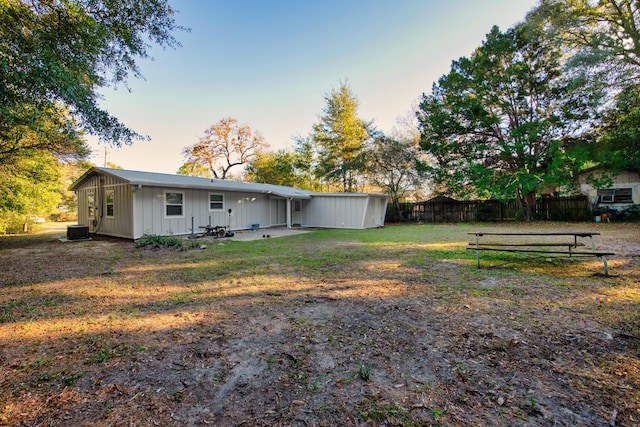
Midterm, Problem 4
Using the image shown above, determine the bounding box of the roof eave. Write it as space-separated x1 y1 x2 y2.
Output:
70 167 314 199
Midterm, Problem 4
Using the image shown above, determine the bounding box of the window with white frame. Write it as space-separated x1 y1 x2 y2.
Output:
209 193 224 211
598 188 632 204
105 190 114 217
165 192 184 217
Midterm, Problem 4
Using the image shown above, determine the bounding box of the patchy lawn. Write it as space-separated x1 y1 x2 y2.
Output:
1 222 639 426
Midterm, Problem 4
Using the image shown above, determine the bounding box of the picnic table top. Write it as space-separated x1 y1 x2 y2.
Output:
468 231 600 237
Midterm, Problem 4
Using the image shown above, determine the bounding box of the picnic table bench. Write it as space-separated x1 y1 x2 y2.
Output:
467 231 615 276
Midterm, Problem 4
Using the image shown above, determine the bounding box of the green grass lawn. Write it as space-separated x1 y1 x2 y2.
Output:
1 222 639 426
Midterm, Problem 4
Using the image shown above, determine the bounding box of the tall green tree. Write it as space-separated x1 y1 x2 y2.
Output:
292 136 323 191
244 149 299 187
0 0 185 162
176 161 212 178
0 151 62 233
417 22 592 220
366 133 423 221
0 105 89 233
596 85 640 172
531 0 640 172
1 1 182 231
534 0 640 71
310 82 371 192
0 103 89 166
56 159 93 222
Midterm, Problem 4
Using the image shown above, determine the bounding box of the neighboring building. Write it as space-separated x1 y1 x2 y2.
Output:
578 166 640 208
69 167 389 239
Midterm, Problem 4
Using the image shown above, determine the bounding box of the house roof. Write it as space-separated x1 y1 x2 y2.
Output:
309 192 387 198
70 167 314 199
579 164 640 176
426 195 459 203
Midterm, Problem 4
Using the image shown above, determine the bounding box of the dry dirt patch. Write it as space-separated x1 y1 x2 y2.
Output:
1 223 639 426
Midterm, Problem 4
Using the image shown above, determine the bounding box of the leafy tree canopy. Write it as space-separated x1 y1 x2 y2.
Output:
177 161 212 178
0 150 62 233
244 149 299 187
181 117 268 180
534 0 640 72
291 136 324 191
366 132 424 221
310 81 371 192
596 85 640 172
0 0 185 160
417 22 593 220
0 103 89 166
530 0 640 173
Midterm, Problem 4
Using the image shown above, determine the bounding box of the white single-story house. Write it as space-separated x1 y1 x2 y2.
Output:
69 167 389 239
578 166 640 208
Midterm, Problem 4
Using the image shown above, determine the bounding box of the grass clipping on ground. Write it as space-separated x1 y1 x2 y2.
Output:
1 223 639 426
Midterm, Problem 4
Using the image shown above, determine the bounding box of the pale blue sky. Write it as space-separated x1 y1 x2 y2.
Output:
90 0 539 173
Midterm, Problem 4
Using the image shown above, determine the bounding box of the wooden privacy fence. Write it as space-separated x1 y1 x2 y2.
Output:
388 196 590 223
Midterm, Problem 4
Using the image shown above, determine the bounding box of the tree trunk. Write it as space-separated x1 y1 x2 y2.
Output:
518 190 537 221
392 198 403 222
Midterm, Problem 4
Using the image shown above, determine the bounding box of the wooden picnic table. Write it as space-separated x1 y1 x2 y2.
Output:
467 231 614 276
470 231 599 249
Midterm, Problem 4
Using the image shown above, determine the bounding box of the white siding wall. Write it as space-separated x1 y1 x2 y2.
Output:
270 198 287 225
580 182 640 205
302 195 368 228
132 187 276 238
229 193 272 229
362 196 388 228
578 169 640 205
